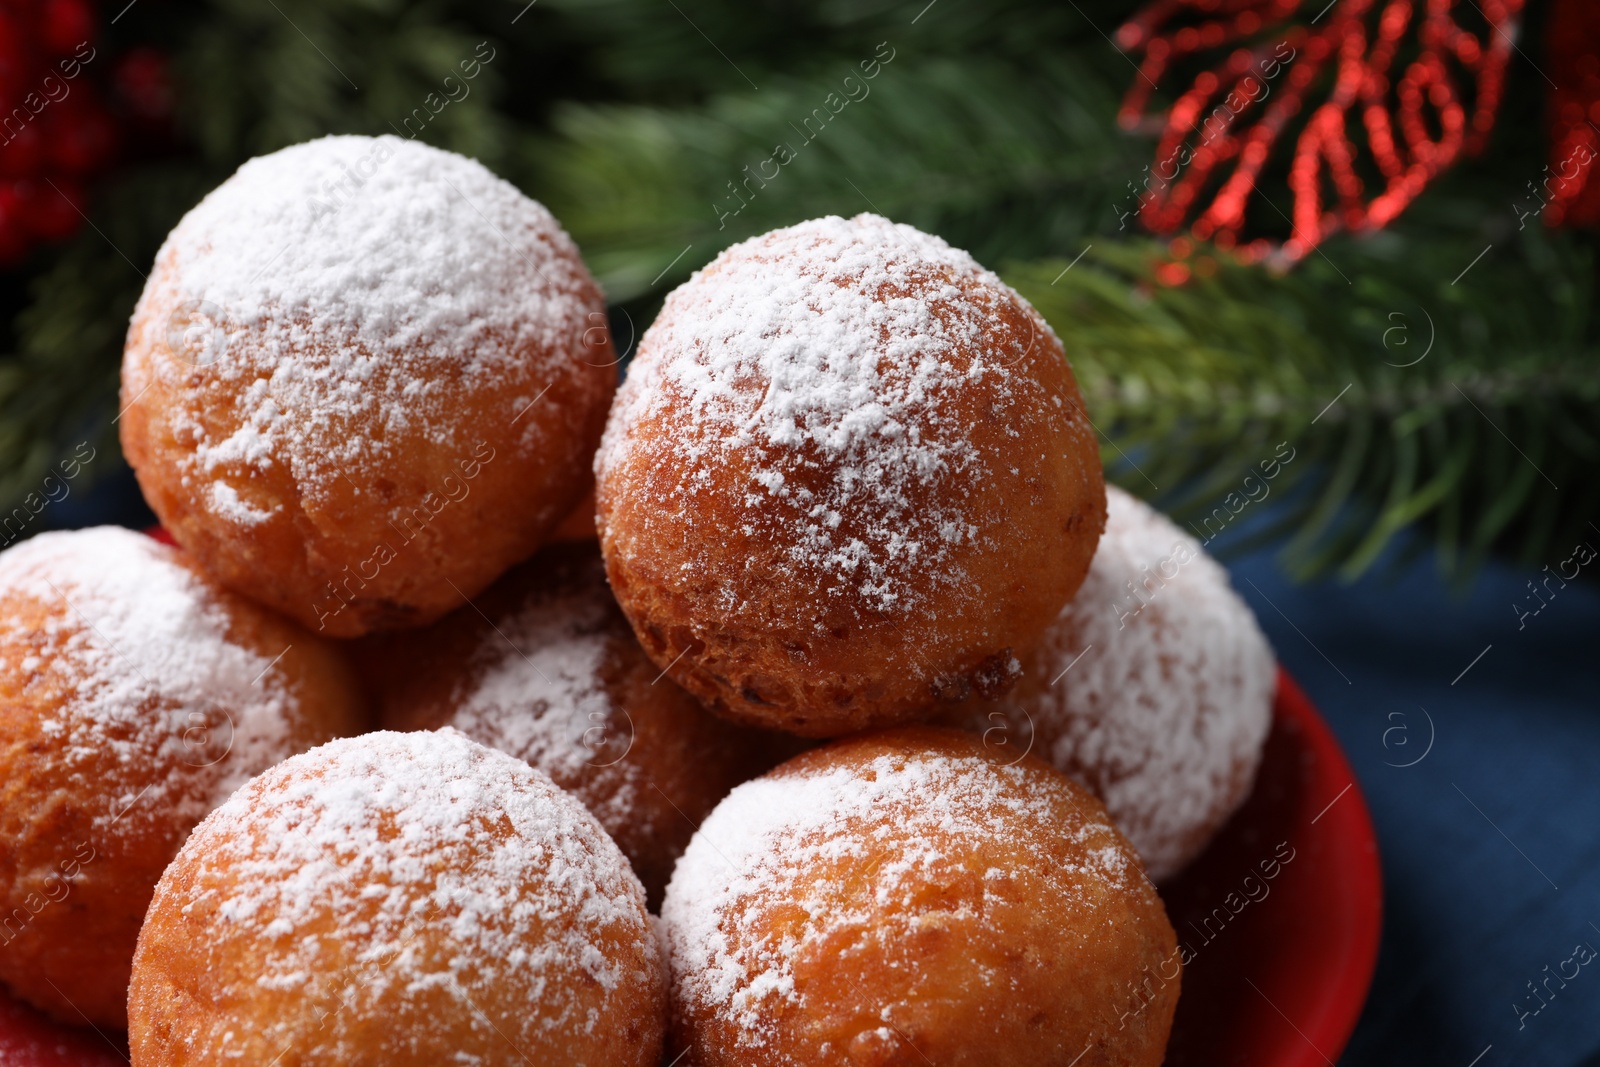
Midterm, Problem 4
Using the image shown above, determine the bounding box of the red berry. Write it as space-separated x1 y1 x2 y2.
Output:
43 93 116 173
40 0 95 58
114 48 173 121
19 175 82 241
0 119 42 176
0 11 32 104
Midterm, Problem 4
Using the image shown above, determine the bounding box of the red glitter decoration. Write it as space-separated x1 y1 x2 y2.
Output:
1542 0 1600 228
1114 0 1525 264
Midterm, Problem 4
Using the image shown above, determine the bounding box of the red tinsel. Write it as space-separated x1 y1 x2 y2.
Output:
1115 0 1524 265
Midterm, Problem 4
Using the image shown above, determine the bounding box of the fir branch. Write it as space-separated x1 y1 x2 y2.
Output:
186 0 519 169
535 54 1144 301
1004 227 1600 582
537 0 1129 101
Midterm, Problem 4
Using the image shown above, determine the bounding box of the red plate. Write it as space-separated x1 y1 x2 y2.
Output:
0 669 1378 1066
0 996 125 1067
1162 668 1383 1065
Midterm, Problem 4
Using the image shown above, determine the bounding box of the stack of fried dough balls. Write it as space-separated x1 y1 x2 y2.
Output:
0 132 1284 1067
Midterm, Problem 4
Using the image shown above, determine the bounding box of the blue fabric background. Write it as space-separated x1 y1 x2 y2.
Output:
48 467 1600 1067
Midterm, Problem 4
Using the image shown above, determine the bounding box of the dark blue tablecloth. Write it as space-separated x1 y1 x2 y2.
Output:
45 467 1600 1066
1224 542 1600 1067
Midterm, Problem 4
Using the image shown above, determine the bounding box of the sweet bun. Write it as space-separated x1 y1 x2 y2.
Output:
0 527 364 1027
948 485 1275 879
128 729 666 1067
120 134 616 637
660 727 1178 1066
596 214 1105 736
369 541 798 905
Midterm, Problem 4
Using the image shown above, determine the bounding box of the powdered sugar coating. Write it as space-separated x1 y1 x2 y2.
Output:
660 736 1143 1057
141 729 661 1062
125 134 600 517
0 527 300 830
1018 486 1275 880
598 212 1070 620
441 572 640 824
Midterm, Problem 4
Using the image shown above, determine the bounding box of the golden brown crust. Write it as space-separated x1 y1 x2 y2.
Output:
596 216 1105 737
0 530 365 1027
661 728 1179 1067
362 542 802 906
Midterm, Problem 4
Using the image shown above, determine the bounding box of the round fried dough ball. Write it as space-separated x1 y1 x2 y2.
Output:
660 727 1179 1067
369 541 799 907
0 527 365 1028
128 730 666 1067
945 486 1275 880
120 134 616 637
595 214 1105 737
